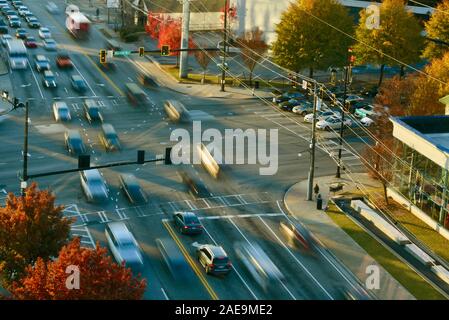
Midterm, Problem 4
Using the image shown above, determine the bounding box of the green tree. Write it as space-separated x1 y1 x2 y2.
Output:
271 0 354 78
423 0 449 60
0 183 71 287
353 0 424 87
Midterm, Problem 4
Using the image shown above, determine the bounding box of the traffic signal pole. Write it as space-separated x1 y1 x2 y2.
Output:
21 100 29 196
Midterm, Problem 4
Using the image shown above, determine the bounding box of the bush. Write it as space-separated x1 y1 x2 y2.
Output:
119 25 143 43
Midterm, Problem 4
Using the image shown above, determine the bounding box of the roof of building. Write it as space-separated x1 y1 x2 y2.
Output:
390 116 449 169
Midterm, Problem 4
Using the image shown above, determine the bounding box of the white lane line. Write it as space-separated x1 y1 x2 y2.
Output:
201 224 259 300
161 287 169 300
27 58 44 99
257 215 334 300
227 217 297 300
276 201 360 292
72 62 97 96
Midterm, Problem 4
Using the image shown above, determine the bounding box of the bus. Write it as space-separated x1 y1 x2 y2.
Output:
6 39 27 70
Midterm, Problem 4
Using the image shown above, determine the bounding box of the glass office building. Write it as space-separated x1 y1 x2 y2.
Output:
390 116 449 228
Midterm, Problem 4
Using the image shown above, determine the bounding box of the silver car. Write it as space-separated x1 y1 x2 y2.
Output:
105 222 143 271
80 169 109 203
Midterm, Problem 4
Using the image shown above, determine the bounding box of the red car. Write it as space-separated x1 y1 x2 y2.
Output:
24 36 37 48
56 53 73 68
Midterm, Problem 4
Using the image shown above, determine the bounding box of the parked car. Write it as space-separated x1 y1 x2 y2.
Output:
119 173 147 204
178 170 210 198
52 101 71 122
291 101 314 115
316 116 352 131
38 27 51 39
234 241 283 292
34 54 50 72
17 6 29 16
303 110 339 123
43 38 57 51
105 222 143 271
24 36 37 48
196 244 232 275
355 104 377 118
278 98 304 111
337 94 364 106
64 130 86 155
27 16 40 28
42 70 57 88
173 212 203 235
56 52 73 68
99 123 120 151
80 169 109 203
83 99 103 123
71 75 87 92
12 1 24 9
360 116 375 127
273 91 305 104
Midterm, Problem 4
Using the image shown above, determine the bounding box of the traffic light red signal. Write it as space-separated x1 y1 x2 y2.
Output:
99 49 106 64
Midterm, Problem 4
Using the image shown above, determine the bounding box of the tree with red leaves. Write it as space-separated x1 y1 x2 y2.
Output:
0 183 71 287
11 238 146 300
145 11 163 40
158 19 194 66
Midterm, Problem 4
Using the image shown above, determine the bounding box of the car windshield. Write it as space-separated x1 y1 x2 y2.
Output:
213 257 229 265
185 215 200 225
89 108 99 116
45 75 54 80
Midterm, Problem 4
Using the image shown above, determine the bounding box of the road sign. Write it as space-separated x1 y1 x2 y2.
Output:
114 50 132 56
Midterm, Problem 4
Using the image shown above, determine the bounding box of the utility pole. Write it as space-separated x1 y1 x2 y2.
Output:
307 82 319 201
336 48 353 178
179 0 193 79
21 100 29 196
220 0 228 92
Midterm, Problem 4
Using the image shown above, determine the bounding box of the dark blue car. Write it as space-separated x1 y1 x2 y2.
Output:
273 91 305 104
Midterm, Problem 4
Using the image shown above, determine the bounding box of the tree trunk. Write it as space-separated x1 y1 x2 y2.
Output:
378 64 385 87
309 67 314 79
399 65 405 80
383 182 389 205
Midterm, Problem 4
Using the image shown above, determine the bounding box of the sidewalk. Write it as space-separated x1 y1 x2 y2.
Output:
284 172 415 300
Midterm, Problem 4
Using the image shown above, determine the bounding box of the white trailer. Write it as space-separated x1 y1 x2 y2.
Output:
66 11 90 39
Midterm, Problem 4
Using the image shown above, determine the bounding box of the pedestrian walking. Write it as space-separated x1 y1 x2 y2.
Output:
314 183 320 199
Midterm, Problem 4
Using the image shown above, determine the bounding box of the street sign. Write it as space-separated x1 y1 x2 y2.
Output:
114 50 132 56
107 50 114 59
107 0 120 8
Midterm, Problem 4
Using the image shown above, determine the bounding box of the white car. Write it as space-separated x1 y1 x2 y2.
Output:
38 27 51 39
360 116 375 127
303 110 339 123
43 38 57 51
53 101 71 121
105 222 143 271
1 34 11 46
46 2 58 13
316 116 352 131
17 6 28 16
80 169 109 202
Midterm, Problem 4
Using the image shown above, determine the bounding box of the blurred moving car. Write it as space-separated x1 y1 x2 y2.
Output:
38 27 51 39
24 36 37 48
0 18 8 34
196 244 232 275
83 99 103 123
27 16 40 28
99 123 120 152
43 38 57 51
173 212 203 235
234 241 283 292
34 54 50 72
15 28 27 39
71 75 87 92
105 222 143 272
52 101 71 122
42 70 56 88
119 173 148 205
46 2 59 14
156 238 192 281
56 52 73 68
80 169 109 203
279 220 316 252
64 129 86 155
1 34 11 46
178 170 210 198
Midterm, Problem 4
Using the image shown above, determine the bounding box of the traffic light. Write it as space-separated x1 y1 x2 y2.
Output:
164 147 172 165
139 47 144 56
137 150 145 164
99 49 106 64
78 155 90 169
161 45 170 56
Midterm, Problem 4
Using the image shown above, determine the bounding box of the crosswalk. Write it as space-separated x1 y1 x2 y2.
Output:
62 192 274 229
246 106 365 170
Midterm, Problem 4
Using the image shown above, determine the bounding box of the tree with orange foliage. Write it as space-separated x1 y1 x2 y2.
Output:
145 11 163 40
11 237 146 300
0 183 71 286
158 19 194 66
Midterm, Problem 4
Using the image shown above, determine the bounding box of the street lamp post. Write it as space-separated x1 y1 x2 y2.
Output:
220 0 228 92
